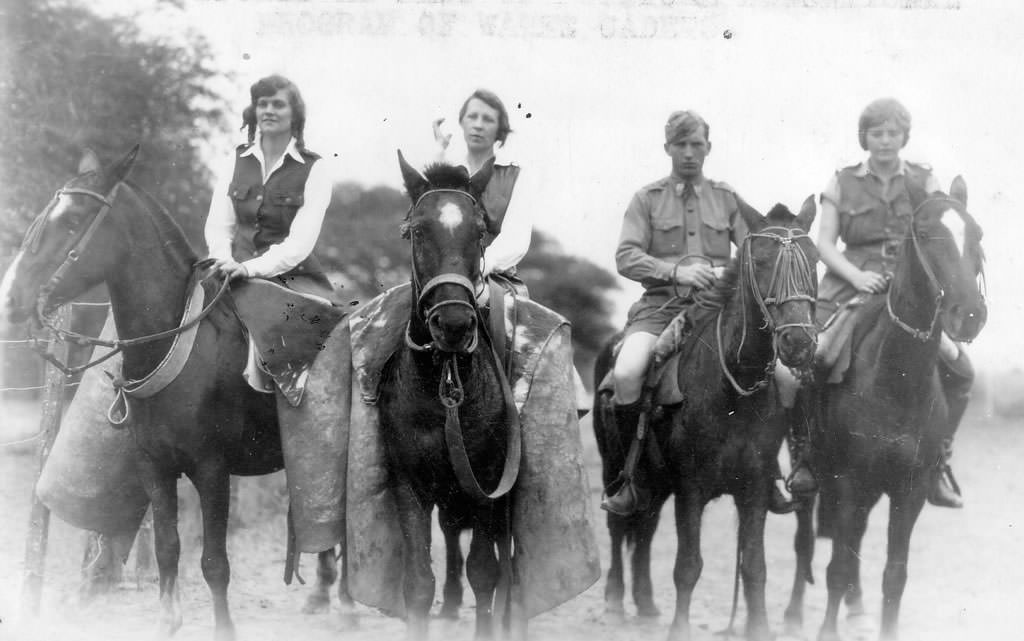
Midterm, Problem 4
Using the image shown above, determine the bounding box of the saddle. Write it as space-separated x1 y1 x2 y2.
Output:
230 278 346 406
596 309 696 406
815 294 872 384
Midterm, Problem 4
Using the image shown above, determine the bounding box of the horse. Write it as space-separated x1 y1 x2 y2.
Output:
593 198 820 641
377 152 527 641
1 146 285 640
782 178 987 641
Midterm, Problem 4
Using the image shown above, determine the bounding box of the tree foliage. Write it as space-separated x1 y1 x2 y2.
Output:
0 0 228 253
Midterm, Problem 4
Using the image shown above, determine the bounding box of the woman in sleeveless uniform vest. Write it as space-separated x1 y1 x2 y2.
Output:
431 88 533 298
204 74 336 392
814 97 973 508
204 74 334 300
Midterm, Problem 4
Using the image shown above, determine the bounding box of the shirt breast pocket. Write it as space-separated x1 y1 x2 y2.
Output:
700 211 731 259
650 214 683 256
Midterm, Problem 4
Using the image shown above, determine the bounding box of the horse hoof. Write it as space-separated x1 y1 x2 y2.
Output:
338 611 360 629
636 603 661 618
435 604 460 620
604 605 626 624
302 595 330 614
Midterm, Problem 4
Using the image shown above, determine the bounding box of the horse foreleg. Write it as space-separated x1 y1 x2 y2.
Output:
880 483 927 641
302 548 337 614
337 547 359 627
192 463 235 641
604 513 627 619
667 491 703 641
818 477 858 641
395 484 434 641
632 508 663 618
439 512 465 620
843 506 871 619
466 524 500 640
737 497 771 641
784 498 816 636
140 464 182 639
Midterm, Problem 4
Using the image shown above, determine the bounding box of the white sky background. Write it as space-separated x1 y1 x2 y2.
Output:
119 0 1023 370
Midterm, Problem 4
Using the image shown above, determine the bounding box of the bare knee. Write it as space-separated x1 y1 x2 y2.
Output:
613 333 657 404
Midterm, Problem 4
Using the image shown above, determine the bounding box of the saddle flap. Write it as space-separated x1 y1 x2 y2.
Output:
231 278 346 405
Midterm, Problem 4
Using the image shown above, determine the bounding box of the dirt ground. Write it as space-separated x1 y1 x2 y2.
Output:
0 397 1021 641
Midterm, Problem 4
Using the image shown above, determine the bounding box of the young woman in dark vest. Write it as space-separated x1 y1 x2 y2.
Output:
204 75 335 392
205 74 334 300
786 98 973 507
431 88 533 299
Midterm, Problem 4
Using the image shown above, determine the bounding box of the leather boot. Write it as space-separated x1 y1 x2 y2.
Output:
786 407 818 497
928 347 972 509
601 401 651 517
928 439 963 508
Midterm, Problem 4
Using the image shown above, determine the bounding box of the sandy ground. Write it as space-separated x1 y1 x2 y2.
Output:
0 397 1021 641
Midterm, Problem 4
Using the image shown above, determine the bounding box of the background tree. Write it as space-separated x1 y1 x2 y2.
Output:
1 0 229 387
0 0 227 253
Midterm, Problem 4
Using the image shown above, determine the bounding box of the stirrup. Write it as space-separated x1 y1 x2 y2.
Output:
601 477 651 517
927 465 963 509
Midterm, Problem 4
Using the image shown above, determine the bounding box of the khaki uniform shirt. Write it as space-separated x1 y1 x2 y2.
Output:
616 175 748 298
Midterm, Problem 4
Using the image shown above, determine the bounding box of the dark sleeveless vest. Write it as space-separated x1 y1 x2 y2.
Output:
480 163 520 248
227 144 326 282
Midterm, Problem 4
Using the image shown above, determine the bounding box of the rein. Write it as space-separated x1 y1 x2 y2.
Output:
884 196 962 342
719 226 817 396
25 182 232 376
402 187 522 503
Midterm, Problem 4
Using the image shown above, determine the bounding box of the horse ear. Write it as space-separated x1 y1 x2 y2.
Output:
109 144 140 183
468 157 495 202
949 175 967 206
397 149 429 202
78 148 101 175
735 194 764 232
795 194 817 231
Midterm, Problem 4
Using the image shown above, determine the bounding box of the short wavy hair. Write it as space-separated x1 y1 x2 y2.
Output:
241 75 307 149
458 89 513 146
858 98 911 151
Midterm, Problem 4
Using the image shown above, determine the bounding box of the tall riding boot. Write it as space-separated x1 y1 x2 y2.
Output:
601 401 651 517
786 405 818 498
929 346 973 508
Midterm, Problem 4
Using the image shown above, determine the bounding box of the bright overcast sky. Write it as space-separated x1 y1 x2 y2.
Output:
107 0 1023 370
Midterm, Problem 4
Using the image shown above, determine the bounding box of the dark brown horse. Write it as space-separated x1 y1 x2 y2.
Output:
0 147 283 640
783 178 986 641
378 153 525 640
594 198 819 641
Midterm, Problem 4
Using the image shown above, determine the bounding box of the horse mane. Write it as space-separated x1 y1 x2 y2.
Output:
421 162 472 191
122 179 198 264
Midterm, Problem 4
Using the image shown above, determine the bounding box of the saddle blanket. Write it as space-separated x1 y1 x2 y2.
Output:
344 283 601 619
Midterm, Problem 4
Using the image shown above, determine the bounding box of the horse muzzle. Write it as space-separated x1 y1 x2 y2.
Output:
427 307 479 354
776 324 818 369
943 301 987 343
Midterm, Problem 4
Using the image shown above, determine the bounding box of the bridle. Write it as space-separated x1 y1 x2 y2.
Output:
19 181 230 376
403 188 485 354
718 225 818 396
24 184 121 327
886 196 981 343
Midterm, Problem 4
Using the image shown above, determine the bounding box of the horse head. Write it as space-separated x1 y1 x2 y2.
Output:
895 177 987 343
1 146 139 327
736 195 820 368
398 150 493 353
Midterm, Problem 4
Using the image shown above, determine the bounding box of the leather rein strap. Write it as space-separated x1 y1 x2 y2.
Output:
439 278 522 503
